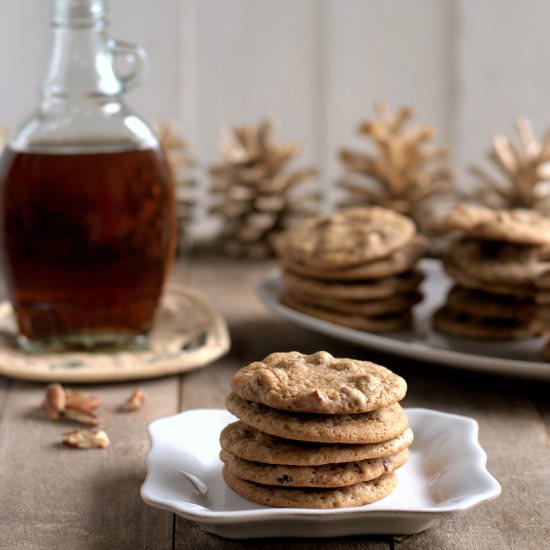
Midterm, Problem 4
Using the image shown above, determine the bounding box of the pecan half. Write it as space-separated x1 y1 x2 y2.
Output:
62 429 110 449
118 388 145 412
64 404 100 426
42 383 66 420
65 389 101 410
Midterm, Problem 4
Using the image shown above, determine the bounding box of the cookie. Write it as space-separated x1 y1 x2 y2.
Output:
281 207 416 269
223 468 398 508
282 270 423 302
447 204 550 246
281 236 426 281
281 293 413 333
225 394 409 444
285 289 422 317
433 306 540 340
443 257 535 298
220 448 409 488
220 421 414 466
448 237 544 286
446 285 536 321
231 351 407 414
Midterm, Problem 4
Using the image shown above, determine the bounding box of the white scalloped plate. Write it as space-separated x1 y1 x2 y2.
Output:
257 260 550 380
140 408 500 539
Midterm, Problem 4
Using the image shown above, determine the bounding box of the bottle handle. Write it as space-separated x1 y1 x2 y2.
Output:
109 39 148 92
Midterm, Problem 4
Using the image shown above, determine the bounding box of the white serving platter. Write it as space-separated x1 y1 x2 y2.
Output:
141 408 500 539
257 259 550 381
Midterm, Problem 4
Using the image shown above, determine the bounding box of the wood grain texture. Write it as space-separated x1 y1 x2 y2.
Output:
0 378 179 550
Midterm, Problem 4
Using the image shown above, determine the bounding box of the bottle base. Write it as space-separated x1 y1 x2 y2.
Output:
17 333 149 354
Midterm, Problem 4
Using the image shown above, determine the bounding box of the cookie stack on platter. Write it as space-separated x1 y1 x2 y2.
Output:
221 351 412 509
434 204 550 341
276 207 426 333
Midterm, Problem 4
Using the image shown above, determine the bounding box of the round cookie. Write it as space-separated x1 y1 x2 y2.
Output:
282 270 423 302
220 448 409 488
230 350 407 414
443 257 535 298
446 285 536 321
225 394 409 444
281 236 426 281
284 289 422 317
281 293 413 333
281 207 416 269
447 204 550 246
448 237 544 286
220 421 414 466
223 468 398 508
433 306 540 341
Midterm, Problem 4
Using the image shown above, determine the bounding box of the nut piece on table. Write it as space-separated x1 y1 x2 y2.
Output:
62 429 110 449
64 404 100 426
42 383 66 420
118 388 145 412
65 388 101 410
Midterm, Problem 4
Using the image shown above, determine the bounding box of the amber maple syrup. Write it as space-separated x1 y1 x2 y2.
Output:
0 146 176 351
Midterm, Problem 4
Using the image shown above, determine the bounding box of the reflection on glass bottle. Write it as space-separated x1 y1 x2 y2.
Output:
0 0 176 352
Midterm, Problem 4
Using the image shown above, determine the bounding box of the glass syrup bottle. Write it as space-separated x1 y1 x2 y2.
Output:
0 0 176 352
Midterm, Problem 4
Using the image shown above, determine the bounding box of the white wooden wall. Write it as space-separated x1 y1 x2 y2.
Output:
2 0 550 211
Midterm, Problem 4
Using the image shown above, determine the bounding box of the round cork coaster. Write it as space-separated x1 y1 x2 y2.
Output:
0 285 230 383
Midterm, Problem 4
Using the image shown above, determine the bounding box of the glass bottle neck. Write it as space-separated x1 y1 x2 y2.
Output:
42 0 122 106
7 0 154 154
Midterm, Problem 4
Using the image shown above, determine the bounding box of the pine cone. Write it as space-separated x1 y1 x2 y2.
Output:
338 102 454 236
156 121 197 253
470 118 550 213
210 120 317 258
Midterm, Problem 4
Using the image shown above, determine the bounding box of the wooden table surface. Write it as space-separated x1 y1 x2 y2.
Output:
1 256 549 550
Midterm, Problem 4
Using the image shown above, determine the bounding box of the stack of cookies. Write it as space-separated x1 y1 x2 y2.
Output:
221 351 412 508
434 204 550 340
276 207 426 333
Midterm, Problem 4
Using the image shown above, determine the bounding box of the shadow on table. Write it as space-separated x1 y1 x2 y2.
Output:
174 517 395 550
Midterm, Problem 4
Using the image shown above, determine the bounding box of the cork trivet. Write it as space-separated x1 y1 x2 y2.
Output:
0 286 229 383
